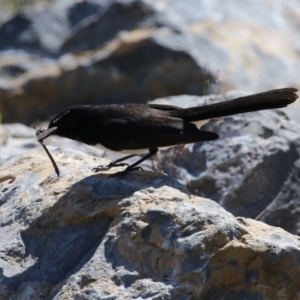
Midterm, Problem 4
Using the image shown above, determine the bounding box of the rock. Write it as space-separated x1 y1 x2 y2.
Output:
61 0 178 54
150 91 300 231
0 28 217 124
1 89 300 236
0 0 106 55
1 148 300 299
258 159 300 236
0 122 107 166
1 123 35 138
0 123 36 164
2 0 300 123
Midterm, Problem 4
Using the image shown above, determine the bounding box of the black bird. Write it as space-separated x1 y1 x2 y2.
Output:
37 88 298 176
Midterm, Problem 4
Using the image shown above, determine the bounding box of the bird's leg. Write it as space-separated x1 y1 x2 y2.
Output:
112 148 158 176
92 154 137 172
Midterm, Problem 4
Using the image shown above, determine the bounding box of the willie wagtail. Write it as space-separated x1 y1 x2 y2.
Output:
37 88 298 176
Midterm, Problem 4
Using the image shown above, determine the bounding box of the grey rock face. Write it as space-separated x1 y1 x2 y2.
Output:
0 0 106 55
0 123 36 164
1 148 300 299
188 110 299 218
259 159 300 236
1 28 215 124
1 90 300 236
2 0 300 123
150 91 300 232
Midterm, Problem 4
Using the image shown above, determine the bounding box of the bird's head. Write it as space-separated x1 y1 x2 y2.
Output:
36 106 88 142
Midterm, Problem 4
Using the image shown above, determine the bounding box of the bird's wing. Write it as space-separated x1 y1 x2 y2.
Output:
99 112 218 151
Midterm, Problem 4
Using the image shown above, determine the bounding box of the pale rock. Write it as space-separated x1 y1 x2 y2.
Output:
0 148 300 299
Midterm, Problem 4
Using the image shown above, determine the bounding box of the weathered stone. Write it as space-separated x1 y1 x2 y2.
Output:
61 0 177 54
2 0 300 123
150 92 300 227
0 148 300 299
0 123 36 164
0 0 106 55
0 28 216 124
259 158 300 236
1 89 300 236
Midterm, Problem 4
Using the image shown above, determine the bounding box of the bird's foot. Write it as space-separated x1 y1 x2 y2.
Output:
92 162 129 172
110 166 144 177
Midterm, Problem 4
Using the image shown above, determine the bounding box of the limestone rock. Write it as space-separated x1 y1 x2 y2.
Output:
1 89 300 236
0 0 217 124
2 0 300 123
258 159 300 236
0 28 216 124
1 148 300 299
0 122 104 166
0 123 36 164
0 0 106 55
151 91 300 233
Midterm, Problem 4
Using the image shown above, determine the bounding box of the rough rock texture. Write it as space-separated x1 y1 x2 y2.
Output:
150 91 300 233
1 90 300 236
0 0 217 124
0 122 103 166
259 159 300 236
0 123 36 164
1 0 300 123
1 28 215 124
1 148 300 299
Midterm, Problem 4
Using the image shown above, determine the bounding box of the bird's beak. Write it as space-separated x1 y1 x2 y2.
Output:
36 127 57 142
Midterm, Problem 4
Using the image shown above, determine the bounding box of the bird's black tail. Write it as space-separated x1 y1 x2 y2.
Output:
170 88 298 121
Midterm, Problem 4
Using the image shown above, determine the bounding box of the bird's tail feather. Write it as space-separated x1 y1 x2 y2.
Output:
171 88 298 121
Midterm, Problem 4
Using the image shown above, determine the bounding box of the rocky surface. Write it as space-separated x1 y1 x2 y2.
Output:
1 1 300 298
1 90 300 237
151 91 300 228
0 122 103 166
1 0 300 123
0 28 215 124
1 148 300 299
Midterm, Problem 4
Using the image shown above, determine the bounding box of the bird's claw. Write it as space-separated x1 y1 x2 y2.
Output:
92 166 109 172
92 162 130 173
131 166 144 172
109 166 144 177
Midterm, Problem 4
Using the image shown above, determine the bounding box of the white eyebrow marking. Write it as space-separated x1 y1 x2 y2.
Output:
52 109 70 124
